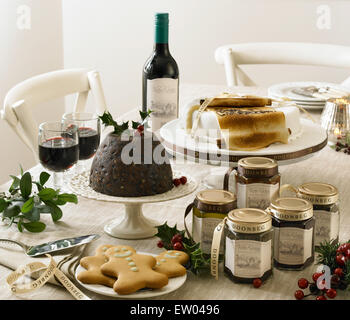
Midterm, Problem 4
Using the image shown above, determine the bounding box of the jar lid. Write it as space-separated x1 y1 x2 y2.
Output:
237 157 278 177
297 182 339 205
196 189 236 205
227 208 272 234
269 197 313 221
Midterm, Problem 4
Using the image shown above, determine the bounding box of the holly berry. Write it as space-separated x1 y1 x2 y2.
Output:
336 254 346 267
316 295 327 300
137 124 144 132
298 278 309 289
337 243 350 254
326 288 337 299
173 242 184 251
345 249 350 259
312 272 323 282
253 278 262 288
157 240 164 248
294 290 304 300
334 268 344 278
173 178 181 187
180 176 187 185
171 234 183 245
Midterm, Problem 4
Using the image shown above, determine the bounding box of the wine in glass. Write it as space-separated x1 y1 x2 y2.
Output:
38 121 79 189
62 112 101 173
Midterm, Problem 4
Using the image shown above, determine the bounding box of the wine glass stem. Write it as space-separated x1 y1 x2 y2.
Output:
52 172 64 190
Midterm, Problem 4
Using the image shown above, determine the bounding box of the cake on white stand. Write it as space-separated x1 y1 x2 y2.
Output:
69 171 197 239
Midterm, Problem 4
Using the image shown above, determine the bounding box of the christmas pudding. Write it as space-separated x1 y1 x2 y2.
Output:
90 111 173 197
182 93 301 151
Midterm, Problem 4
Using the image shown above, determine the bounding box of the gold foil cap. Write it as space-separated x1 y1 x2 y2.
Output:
196 189 236 205
238 157 278 177
269 197 313 221
227 208 272 234
297 182 339 205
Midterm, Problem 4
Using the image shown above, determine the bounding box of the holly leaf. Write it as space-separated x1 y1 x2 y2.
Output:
139 110 152 122
155 221 181 249
99 111 129 135
132 121 140 129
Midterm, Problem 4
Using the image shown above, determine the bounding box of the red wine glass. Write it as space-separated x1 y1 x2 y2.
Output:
38 121 79 189
62 112 101 174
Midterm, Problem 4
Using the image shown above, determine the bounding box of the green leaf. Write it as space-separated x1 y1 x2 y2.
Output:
139 110 152 122
3 204 21 218
57 193 78 204
21 197 34 213
44 201 63 222
17 218 23 232
99 111 129 135
0 198 8 212
132 121 140 129
34 182 43 192
19 172 32 199
22 221 46 233
38 188 57 201
19 164 24 176
9 175 20 192
39 172 50 186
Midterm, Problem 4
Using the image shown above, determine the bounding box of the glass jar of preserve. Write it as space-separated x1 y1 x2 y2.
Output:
280 183 340 247
184 189 237 256
235 157 280 209
211 208 273 283
268 197 315 270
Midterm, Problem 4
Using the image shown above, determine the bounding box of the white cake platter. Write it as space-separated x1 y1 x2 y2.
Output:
159 118 328 166
69 171 197 240
75 252 187 299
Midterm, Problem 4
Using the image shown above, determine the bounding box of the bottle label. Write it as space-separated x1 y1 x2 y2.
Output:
225 238 272 278
237 182 279 209
193 214 225 254
147 78 178 131
274 227 313 265
314 210 339 245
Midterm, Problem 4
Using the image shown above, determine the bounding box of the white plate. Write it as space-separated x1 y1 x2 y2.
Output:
268 81 350 102
75 252 187 299
159 118 327 165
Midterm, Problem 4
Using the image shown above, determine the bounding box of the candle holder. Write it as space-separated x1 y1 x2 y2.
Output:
320 97 350 144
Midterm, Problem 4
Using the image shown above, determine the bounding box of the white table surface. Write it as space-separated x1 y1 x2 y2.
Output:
0 83 349 300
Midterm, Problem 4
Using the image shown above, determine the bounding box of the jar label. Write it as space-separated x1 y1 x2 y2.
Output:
224 238 272 278
193 215 224 254
237 182 279 209
274 227 313 265
147 78 178 131
314 210 339 245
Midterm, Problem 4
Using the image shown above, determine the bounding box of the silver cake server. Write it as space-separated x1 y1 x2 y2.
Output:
0 234 100 257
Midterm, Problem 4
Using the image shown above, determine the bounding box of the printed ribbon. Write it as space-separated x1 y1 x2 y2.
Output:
210 217 227 280
6 254 90 300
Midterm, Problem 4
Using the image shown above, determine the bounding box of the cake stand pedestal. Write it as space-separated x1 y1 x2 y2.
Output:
69 171 198 239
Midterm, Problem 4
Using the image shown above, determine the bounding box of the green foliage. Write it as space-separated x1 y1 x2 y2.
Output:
155 221 210 275
0 168 78 233
99 111 129 135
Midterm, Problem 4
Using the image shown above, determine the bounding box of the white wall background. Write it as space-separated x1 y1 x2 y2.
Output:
62 0 350 116
0 0 64 183
1 0 350 182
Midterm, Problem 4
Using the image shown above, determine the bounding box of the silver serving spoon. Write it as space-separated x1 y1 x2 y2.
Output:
0 234 100 257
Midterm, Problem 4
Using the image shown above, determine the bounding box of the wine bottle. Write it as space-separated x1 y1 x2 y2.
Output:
142 12 179 132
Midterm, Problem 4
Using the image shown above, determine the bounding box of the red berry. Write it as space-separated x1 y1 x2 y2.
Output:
312 272 323 282
294 290 304 300
316 295 327 300
173 242 183 251
137 125 144 132
298 278 309 289
171 234 183 245
180 176 187 185
326 288 337 299
173 178 181 187
336 254 346 267
334 268 344 278
253 278 262 288
157 240 164 248
345 249 350 259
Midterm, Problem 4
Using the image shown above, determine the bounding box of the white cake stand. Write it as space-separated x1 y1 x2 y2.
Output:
69 171 197 240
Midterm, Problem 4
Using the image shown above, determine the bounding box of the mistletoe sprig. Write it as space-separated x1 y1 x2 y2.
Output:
99 110 152 135
155 222 211 275
0 167 78 233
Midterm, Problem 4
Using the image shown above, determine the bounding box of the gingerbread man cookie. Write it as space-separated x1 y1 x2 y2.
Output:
154 250 189 278
77 244 116 287
101 245 168 295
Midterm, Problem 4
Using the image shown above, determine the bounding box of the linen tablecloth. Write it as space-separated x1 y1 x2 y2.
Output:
0 83 349 300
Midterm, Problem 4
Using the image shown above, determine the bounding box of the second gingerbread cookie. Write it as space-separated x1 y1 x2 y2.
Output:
154 250 189 278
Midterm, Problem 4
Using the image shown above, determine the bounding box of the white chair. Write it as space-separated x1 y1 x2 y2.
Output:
1 69 108 160
215 42 350 87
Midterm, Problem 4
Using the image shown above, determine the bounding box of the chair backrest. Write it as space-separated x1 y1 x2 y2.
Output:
215 42 350 87
1 69 108 159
